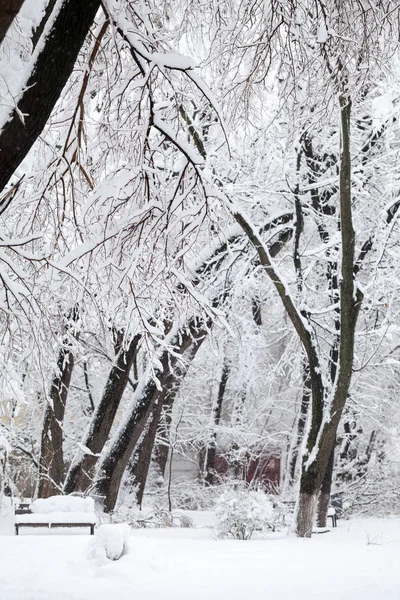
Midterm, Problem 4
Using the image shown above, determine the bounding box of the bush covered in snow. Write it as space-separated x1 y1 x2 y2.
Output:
166 478 219 510
215 489 275 540
109 505 193 529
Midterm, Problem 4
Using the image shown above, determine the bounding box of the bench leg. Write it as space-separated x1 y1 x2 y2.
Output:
329 515 337 527
90 525 95 535
15 524 19 536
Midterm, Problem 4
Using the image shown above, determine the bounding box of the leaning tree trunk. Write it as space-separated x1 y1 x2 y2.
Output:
0 0 100 198
95 319 209 512
63 333 141 494
126 394 177 508
38 308 79 498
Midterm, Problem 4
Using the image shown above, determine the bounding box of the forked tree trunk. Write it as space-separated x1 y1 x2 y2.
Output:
38 307 79 498
128 392 177 507
295 96 361 537
63 333 141 494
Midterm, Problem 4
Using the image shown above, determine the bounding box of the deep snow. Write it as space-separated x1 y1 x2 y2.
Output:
0 501 399 600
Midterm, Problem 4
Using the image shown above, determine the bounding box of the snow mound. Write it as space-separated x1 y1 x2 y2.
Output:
31 496 94 514
87 523 131 562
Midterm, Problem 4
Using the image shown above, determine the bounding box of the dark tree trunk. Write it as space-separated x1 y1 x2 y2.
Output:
95 319 209 512
63 333 141 494
0 0 100 198
317 445 335 527
31 0 58 50
126 416 154 507
38 307 79 498
204 361 229 485
0 0 24 45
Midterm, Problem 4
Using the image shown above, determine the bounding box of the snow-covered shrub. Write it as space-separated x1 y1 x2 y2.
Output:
87 523 131 562
215 489 275 540
108 505 139 527
167 478 219 510
151 507 174 527
110 505 185 528
177 513 194 528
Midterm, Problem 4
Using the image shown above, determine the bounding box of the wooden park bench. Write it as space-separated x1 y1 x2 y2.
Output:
14 496 96 535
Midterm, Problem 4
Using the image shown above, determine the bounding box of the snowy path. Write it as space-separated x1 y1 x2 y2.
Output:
0 510 399 600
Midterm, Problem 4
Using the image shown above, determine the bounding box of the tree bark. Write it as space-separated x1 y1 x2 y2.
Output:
0 0 24 45
154 402 174 478
63 333 141 494
289 363 310 483
38 307 79 498
317 446 335 527
0 0 100 198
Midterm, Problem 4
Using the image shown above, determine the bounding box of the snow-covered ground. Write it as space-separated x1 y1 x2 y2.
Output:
0 500 399 600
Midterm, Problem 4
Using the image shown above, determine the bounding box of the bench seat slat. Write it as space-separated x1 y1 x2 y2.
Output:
15 522 95 535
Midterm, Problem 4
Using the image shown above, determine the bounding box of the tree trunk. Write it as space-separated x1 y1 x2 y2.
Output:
296 490 318 539
38 307 79 498
0 0 100 198
63 333 141 494
317 446 335 527
0 0 24 45
154 401 174 478
289 364 310 483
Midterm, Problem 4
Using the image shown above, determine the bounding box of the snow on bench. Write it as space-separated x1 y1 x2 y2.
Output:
14 496 97 535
